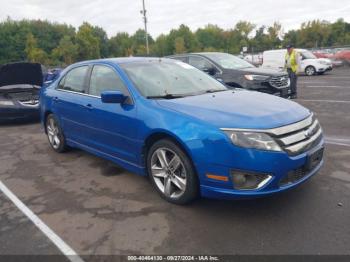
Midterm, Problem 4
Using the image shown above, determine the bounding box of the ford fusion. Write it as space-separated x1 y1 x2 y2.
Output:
40 58 324 204
0 62 43 123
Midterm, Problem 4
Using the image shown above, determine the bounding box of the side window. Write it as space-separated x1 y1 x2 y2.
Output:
188 56 213 70
172 56 187 63
57 76 66 89
58 66 88 93
89 65 127 97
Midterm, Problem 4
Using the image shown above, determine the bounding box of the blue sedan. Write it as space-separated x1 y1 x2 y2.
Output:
40 58 324 204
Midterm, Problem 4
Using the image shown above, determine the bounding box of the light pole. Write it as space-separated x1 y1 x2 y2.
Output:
140 0 149 55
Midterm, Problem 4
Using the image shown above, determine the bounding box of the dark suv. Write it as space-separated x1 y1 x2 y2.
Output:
167 52 291 98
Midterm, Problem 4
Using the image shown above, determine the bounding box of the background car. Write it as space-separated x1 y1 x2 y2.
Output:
0 62 43 123
263 49 333 76
333 49 350 66
243 53 263 66
44 68 63 86
41 57 324 204
167 52 291 98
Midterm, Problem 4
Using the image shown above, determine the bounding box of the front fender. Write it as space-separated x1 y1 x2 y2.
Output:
137 99 228 169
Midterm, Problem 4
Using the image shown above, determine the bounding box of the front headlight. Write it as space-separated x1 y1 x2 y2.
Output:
223 130 282 152
0 100 14 106
244 75 270 81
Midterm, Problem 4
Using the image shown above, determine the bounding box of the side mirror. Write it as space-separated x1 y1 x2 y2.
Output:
203 67 217 76
101 91 126 104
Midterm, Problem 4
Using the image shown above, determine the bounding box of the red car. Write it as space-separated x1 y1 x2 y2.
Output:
313 51 333 59
333 50 350 64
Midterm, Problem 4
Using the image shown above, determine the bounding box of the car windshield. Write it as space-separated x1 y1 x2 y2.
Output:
120 60 228 98
203 53 255 69
301 51 317 59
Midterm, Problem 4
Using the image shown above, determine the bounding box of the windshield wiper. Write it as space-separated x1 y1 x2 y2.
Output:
205 89 227 93
146 94 185 99
194 89 227 95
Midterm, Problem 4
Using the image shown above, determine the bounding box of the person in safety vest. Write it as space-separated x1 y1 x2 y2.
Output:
285 44 299 99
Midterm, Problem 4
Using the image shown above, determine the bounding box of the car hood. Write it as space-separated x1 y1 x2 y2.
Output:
0 62 43 88
229 67 286 76
156 90 310 129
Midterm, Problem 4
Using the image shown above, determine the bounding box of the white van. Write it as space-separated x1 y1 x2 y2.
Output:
262 49 332 76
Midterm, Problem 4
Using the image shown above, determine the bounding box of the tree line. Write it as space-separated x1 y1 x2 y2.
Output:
0 17 349 66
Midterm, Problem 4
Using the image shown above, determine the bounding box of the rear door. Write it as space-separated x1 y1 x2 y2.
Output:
55 65 90 144
82 64 139 164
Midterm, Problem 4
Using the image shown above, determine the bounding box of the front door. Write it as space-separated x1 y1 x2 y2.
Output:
83 64 138 164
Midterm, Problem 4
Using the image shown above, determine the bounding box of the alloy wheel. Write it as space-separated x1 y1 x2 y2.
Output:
47 118 61 149
306 67 315 76
150 148 187 199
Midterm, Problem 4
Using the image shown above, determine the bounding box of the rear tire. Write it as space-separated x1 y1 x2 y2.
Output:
147 139 199 204
45 114 68 153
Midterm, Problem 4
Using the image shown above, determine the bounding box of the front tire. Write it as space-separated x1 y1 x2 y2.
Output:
147 139 198 204
45 114 68 153
305 66 316 76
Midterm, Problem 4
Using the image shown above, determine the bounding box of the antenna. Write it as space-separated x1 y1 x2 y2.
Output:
140 0 149 55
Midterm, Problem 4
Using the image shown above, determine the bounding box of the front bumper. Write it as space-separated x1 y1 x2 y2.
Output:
0 106 40 123
317 66 333 73
243 80 291 99
196 139 324 200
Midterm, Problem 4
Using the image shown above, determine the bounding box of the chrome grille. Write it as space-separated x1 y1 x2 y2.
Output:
270 114 323 155
18 94 39 107
269 75 290 89
220 114 323 156
18 99 39 106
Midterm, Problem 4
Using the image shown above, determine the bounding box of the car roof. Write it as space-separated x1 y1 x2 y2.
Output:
73 57 173 67
191 52 227 56
168 52 232 57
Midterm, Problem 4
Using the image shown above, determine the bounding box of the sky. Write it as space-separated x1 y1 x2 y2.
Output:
1 0 350 38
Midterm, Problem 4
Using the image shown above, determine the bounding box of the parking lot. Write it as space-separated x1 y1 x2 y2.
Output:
0 68 349 259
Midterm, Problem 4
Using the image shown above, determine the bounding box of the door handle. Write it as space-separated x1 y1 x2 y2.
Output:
84 103 93 110
53 97 59 102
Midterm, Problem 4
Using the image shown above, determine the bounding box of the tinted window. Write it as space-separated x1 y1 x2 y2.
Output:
58 66 88 93
301 51 316 59
203 53 255 69
171 56 187 63
188 56 213 70
89 65 127 96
